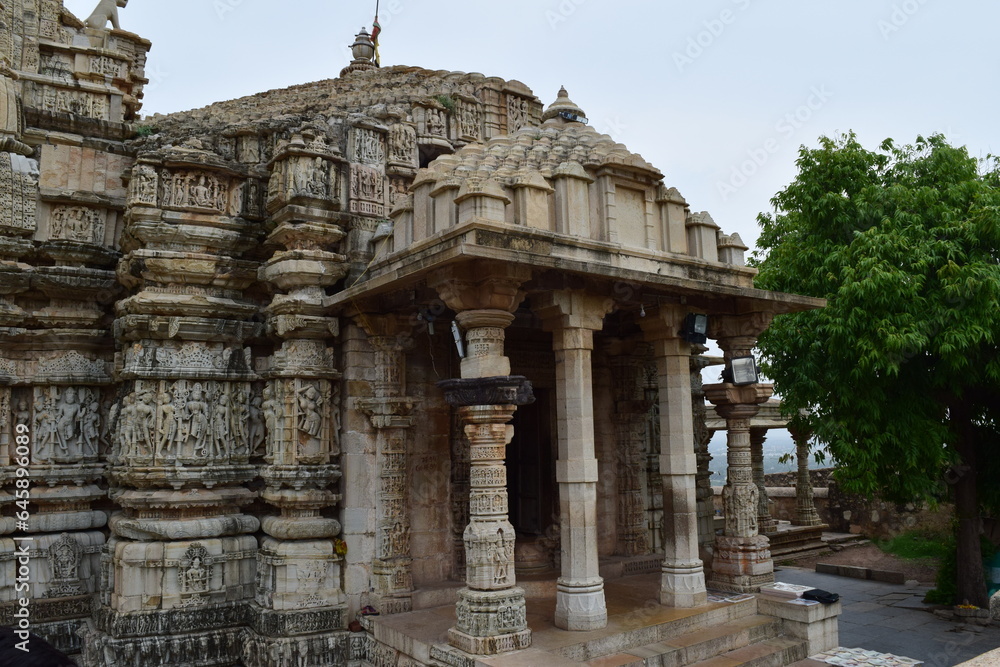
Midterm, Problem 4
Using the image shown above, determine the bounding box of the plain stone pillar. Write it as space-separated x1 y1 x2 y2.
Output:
535 291 610 631
641 309 707 608
790 422 824 527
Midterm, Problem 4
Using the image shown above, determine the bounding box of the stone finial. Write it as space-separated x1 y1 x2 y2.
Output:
543 86 588 123
341 28 378 77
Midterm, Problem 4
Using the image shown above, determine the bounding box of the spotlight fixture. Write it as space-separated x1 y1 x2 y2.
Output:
680 313 708 344
728 355 760 386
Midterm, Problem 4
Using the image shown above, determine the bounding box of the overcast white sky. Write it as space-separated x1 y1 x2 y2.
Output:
63 0 998 254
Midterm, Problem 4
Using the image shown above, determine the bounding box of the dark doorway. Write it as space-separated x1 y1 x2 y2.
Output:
506 388 556 536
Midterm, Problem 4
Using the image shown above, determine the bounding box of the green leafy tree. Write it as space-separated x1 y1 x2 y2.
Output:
751 133 1000 607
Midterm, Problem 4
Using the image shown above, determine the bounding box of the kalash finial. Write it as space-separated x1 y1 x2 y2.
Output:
542 86 588 124
341 27 378 77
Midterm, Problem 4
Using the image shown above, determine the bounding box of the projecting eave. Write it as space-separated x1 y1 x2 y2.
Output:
324 219 826 317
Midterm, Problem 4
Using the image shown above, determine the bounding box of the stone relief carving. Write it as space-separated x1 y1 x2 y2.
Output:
0 153 39 232
117 380 252 465
426 107 447 137
507 96 529 133
178 542 213 606
457 99 483 140
90 55 125 77
129 164 159 206
354 128 386 165
46 533 85 598
32 386 102 463
388 124 416 165
31 87 108 120
50 205 105 243
349 163 386 216
159 170 229 212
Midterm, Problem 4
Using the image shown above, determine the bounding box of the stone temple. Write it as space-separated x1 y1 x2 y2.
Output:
0 3 839 666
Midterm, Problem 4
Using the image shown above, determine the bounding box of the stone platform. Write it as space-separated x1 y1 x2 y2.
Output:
365 573 840 666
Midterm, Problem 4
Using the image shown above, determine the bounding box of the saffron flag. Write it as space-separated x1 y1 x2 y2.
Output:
372 16 381 67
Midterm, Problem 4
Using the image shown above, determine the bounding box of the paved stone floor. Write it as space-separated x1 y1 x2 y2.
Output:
776 566 1000 667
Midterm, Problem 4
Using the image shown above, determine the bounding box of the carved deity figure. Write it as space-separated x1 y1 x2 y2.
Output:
209 392 231 459
491 529 509 586
185 383 209 455
507 96 529 132
80 397 101 458
34 395 57 462
192 175 212 208
247 392 265 457
54 387 82 455
261 385 279 445
296 383 323 440
185 557 208 593
308 157 328 197
132 391 155 459
154 392 176 461
51 536 80 580
85 0 128 30
426 108 445 136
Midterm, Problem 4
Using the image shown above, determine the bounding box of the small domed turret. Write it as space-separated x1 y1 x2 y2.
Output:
542 86 588 124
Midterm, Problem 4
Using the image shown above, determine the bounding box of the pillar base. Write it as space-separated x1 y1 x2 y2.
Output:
708 535 774 593
659 563 708 608
449 587 531 655
555 580 608 631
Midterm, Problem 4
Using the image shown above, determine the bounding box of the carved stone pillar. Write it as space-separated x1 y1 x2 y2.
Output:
639 308 707 608
607 343 652 557
534 291 611 630
86 148 266 666
691 346 719 564
789 422 823 527
705 312 776 593
354 315 417 615
248 129 350 665
750 427 777 534
430 263 533 656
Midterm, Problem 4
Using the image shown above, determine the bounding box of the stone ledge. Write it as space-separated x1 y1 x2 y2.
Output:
815 562 906 584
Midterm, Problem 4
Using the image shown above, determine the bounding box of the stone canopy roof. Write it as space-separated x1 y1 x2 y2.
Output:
417 115 661 187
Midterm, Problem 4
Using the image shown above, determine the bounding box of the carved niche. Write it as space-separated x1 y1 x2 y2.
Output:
46 533 85 598
127 164 158 207
506 95 530 133
49 205 106 243
32 386 102 463
159 169 231 213
177 543 214 607
455 97 483 141
388 124 417 168
0 153 39 233
349 164 386 217
115 379 252 466
352 127 386 165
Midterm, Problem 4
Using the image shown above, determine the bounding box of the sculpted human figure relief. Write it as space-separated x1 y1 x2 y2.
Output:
154 391 176 461
34 391 58 462
80 392 101 459
85 0 128 30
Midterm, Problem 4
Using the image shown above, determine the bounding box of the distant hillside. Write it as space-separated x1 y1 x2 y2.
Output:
708 428 827 485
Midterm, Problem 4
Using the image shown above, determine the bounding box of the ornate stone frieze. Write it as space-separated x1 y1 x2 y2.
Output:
437 376 535 408
49 204 106 244
349 163 385 216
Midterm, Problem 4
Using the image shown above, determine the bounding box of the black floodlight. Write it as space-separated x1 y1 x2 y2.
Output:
681 313 708 344
729 355 759 386
559 110 589 124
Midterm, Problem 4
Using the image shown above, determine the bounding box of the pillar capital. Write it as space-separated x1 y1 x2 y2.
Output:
709 312 775 359
704 383 774 418
532 290 611 340
428 262 530 313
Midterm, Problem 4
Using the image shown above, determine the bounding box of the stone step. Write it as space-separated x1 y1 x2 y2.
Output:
786 659 829 667
556 598 760 663
582 615 783 667
685 637 808 667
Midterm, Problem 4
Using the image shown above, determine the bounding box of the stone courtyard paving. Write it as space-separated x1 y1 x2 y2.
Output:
776 567 1000 667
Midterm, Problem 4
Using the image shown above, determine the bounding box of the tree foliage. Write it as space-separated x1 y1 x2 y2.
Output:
751 133 1000 604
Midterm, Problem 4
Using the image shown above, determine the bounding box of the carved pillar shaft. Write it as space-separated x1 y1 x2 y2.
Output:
609 352 651 558
357 330 416 614
439 379 533 656
750 427 777 534
690 347 717 563
791 426 823 527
